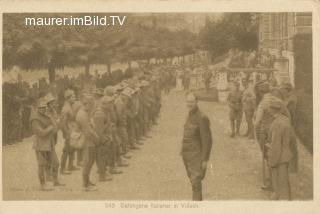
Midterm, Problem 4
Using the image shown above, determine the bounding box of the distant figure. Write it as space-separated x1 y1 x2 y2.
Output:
181 93 213 201
227 82 243 137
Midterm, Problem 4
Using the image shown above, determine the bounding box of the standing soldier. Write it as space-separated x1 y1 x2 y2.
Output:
181 93 213 201
114 85 132 159
72 98 83 167
254 82 290 190
227 82 243 137
44 93 65 186
266 99 293 200
280 82 299 173
125 87 141 150
242 80 256 139
105 86 129 169
203 68 212 92
140 80 152 138
60 89 78 174
30 98 58 191
76 94 99 191
92 95 114 182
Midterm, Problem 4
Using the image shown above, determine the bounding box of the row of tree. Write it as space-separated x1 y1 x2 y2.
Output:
3 13 198 81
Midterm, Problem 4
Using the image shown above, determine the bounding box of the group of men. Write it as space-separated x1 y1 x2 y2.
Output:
31 66 171 191
227 77 298 200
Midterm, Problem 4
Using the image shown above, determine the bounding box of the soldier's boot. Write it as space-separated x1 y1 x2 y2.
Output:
230 121 235 138
117 157 129 167
109 167 123 174
45 166 53 182
52 167 65 186
39 166 53 191
60 153 71 174
236 120 241 136
192 182 202 201
83 175 97 192
192 191 203 201
99 172 113 182
68 152 79 171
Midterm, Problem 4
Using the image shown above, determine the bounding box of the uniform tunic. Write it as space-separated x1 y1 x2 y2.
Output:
182 107 212 184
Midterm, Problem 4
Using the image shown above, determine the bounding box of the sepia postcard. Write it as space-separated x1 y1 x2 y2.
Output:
0 0 319 214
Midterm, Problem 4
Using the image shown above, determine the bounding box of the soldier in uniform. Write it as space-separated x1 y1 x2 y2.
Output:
242 80 256 139
280 82 299 173
60 89 78 174
92 95 115 182
30 98 58 191
44 93 65 186
104 86 128 171
76 94 99 191
114 85 132 159
140 80 152 138
266 99 293 200
227 82 243 137
254 81 290 190
181 93 213 201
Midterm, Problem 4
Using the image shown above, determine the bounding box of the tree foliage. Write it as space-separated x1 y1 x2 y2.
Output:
3 13 198 71
200 13 258 59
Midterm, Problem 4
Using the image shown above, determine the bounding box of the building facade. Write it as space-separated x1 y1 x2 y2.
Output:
257 12 312 86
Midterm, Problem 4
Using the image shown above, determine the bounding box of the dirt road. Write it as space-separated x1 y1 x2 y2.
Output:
2 90 313 200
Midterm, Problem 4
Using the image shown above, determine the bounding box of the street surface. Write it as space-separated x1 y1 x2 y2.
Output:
2 90 313 200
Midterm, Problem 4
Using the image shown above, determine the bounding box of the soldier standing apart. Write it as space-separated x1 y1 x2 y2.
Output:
227 82 243 137
266 99 293 200
60 89 78 174
242 80 256 139
76 94 99 191
181 93 213 201
30 98 58 191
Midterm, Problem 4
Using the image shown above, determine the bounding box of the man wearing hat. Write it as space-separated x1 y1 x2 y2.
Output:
181 93 212 201
60 89 78 174
76 94 99 191
254 81 274 190
266 99 292 200
44 93 65 186
140 80 152 137
92 95 115 182
30 98 58 191
227 81 243 137
242 79 256 139
105 86 129 168
280 82 299 173
114 86 132 159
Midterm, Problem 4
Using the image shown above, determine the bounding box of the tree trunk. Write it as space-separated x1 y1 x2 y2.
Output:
128 60 132 70
107 62 112 75
48 62 55 83
85 63 90 77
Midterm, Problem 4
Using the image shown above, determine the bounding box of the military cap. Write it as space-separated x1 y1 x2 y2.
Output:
101 95 114 104
258 81 270 93
104 86 115 96
268 99 282 110
140 80 150 87
122 87 133 97
37 98 48 108
92 88 104 97
45 93 56 104
64 89 74 99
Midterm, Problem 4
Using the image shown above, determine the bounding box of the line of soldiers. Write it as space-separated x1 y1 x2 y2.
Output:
228 78 298 200
30 66 172 191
